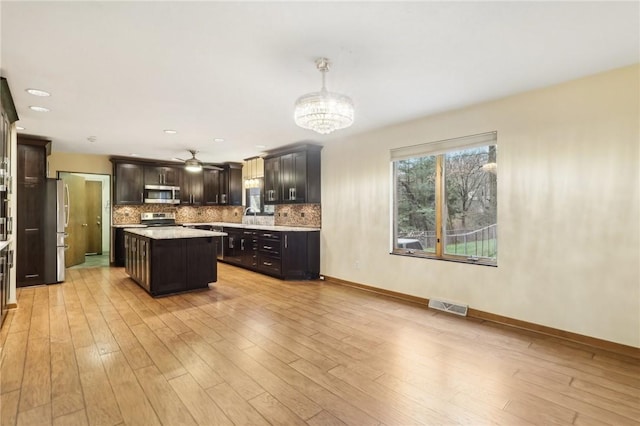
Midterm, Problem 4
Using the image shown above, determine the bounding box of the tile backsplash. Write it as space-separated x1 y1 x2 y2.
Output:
112 205 244 225
112 203 321 228
274 204 321 228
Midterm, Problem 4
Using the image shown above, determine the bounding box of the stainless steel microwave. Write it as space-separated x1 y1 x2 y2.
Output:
144 185 180 204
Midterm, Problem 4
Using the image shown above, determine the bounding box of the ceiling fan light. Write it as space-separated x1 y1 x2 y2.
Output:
294 58 354 135
185 158 202 172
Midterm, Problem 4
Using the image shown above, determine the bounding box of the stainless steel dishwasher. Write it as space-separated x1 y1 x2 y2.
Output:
211 225 225 260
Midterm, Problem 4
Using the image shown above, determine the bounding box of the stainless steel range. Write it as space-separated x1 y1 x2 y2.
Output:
140 212 178 227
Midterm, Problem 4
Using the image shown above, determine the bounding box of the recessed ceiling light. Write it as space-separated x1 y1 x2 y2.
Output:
255 144 267 149
26 88 51 97
213 138 225 143
130 153 140 157
164 129 178 134
87 136 97 143
29 106 50 112
16 126 25 130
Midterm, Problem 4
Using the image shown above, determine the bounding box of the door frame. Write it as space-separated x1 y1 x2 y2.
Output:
57 171 112 259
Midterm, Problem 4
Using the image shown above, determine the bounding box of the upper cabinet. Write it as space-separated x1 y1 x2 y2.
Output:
16 136 49 186
203 169 221 205
113 162 144 205
264 144 321 205
181 170 204 205
110 158 242 207
203 164 242 206
264 157 281 204
144 166 180 186
225 164 243 206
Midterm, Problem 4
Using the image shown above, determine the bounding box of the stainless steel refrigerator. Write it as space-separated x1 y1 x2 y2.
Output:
44 179 65 283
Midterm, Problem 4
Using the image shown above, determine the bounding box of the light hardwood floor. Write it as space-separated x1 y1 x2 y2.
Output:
1 263 638 426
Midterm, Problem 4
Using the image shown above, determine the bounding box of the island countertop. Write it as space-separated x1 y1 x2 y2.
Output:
124 227 227 239
180 222 320 232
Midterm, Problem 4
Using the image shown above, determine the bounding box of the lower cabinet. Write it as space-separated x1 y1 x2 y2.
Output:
221 227 319 280
0 244 13 328
125 232 216 296
225 229 258 269
114 227 126 266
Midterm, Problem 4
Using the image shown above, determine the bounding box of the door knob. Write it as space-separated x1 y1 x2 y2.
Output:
82 223 88 227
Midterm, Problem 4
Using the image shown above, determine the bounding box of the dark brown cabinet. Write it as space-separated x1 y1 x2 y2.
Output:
125 231 216 296
16 137 50 287
225 164 243 206
111 157 243 207
181 170 204 205
203 169 222 205
264 144 321 205
114 162 144 205
0 78 16 327
264 157 281 204
144 166 180 186
0 94 15 241
0 245 13 327
202 164 242 206
225 228 257 268
221 226 319 280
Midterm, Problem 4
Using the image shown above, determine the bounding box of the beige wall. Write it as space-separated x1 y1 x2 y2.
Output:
48 152 111 177
321 64 639 347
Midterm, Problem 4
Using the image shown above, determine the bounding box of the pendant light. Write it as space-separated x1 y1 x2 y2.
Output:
294 58 354 135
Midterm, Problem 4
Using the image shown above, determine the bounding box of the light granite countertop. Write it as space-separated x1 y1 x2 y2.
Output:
112 224 148 228
181 222 321 232
124 227 227 239
0 240 12 251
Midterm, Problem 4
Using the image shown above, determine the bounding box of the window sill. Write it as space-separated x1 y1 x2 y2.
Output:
390 250 497 267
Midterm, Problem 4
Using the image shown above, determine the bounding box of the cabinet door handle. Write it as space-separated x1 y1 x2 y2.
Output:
263 261 272 266
241 239 245 251
140 192 143 203
285 235 288 249
7 250 13 268
263 245 272 250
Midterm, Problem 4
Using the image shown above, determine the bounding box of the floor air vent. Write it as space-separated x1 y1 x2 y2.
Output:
428 299 468 316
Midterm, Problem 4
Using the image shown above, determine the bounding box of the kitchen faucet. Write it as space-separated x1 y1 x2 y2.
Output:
244 207 257 224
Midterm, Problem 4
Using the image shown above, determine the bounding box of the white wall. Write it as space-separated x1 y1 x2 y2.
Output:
321 64 639 348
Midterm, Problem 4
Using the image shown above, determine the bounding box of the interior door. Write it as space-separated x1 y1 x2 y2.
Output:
85 180 102 255
62 174 86 267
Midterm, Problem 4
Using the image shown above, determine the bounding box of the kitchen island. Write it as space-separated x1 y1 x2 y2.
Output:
124 227 226 297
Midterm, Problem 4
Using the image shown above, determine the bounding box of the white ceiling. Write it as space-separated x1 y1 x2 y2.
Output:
1 1 638 164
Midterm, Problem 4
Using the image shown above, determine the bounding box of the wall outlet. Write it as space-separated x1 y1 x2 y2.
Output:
301 212 305 217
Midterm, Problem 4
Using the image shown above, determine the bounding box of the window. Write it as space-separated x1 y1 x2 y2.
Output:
392 132 497 265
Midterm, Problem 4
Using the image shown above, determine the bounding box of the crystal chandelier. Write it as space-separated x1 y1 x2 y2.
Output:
294 58 354 135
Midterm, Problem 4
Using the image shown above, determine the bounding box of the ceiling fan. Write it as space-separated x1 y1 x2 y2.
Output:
174 150 222 172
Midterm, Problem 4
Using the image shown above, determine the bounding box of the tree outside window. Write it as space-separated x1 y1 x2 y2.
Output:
393 136 497 265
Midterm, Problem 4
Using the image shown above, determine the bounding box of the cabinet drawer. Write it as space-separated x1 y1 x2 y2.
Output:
258 239 280 256
257 254 281 276
258 231 280 240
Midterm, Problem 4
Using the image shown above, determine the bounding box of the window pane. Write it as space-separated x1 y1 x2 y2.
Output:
395 156 437 252
443 145 497 260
